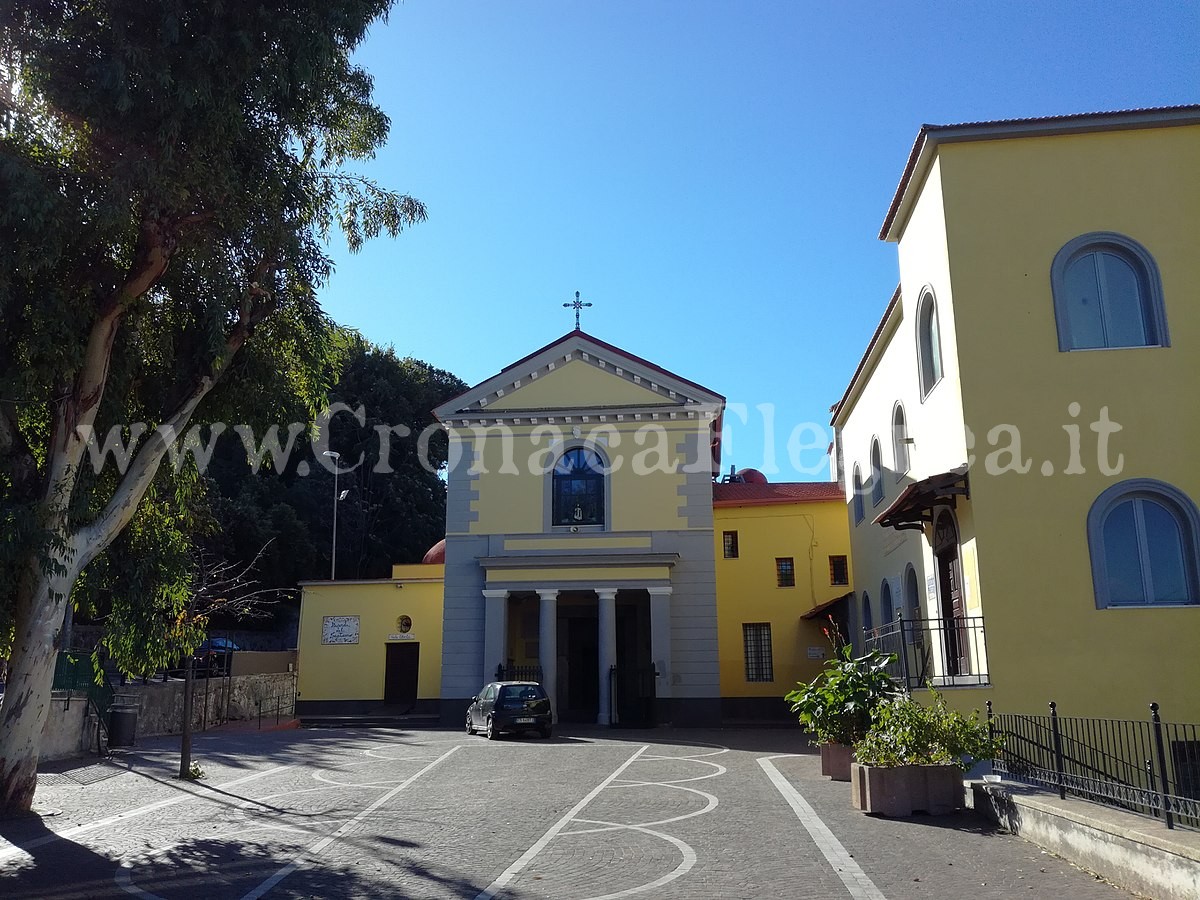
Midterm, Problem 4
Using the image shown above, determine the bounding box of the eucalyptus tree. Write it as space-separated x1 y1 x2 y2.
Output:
0 1 422 812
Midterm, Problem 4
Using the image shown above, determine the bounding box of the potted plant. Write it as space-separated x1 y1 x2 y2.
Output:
850 688 1004 816
784 626 900 781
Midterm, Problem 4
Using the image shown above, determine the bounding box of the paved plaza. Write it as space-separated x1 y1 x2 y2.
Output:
0 726 1136 899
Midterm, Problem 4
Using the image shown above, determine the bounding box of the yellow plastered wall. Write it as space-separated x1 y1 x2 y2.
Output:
463 420 708 534
933 124 1200 720
485 359 666 409
297 566 444 702
714 499 853 697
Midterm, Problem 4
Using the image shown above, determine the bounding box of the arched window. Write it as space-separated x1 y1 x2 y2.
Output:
892 403 910 476
1088 480 1200 608
852 465 864 524
880 580 894 625
861 592 873 633
552 447 606 527
870 438 884 506
916 288 943 398
903 564 921 620
1052 233 1167 351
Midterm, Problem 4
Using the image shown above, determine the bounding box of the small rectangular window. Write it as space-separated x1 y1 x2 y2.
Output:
723 531 739 559
743 622 774 682
776 558 795 588
829 555 849 586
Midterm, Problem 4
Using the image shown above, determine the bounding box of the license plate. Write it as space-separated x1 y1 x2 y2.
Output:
515 717 535 724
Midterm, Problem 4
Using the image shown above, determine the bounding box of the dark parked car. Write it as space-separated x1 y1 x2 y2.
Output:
466 681 553 740
193 638 240 676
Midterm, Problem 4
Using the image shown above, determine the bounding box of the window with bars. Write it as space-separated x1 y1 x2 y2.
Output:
829 555 849 585
723 531 739 559
743 622 774 682
775 557 795 587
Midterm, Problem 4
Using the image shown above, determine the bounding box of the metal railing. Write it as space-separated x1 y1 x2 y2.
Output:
52 651 116 753
255 687 297 728
495 663 544 683
989 700 1200 830
865 614 989 689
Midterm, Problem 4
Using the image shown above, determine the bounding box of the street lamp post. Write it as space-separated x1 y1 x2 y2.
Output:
323 450 341 580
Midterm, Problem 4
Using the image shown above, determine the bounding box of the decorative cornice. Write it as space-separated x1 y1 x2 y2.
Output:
478 552 679 569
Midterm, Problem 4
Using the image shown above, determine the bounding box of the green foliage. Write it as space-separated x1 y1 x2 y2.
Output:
853 688 1005 769
184 761 206 781
785 625 900 744
0 1 427 664
203 335 466 590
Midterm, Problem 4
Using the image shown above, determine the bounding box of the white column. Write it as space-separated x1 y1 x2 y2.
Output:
648 586 673 699
537 589 559 722
482 589 509 684
596 588 618 725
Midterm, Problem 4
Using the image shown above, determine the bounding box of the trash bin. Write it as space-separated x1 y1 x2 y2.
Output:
108 703 138 748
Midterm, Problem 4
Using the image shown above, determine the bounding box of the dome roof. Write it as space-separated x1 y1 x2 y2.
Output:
421 538 446 565
736 468 768 484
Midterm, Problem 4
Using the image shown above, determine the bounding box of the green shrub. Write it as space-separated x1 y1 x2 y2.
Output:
784 627 900 745
854 688 1004 769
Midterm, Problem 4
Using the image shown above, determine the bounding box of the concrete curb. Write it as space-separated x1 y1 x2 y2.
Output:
970 780 1200 900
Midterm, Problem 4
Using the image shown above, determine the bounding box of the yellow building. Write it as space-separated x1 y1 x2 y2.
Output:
432 329 726 727
296 328 860 725
296 563 446 715
833 106 1200 722
713 478 853 720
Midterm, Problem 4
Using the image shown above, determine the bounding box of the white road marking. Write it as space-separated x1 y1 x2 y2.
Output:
573 821 697 900
566 784 719 833
758 755 887 900
239 744 462 900
473 744 650 900
0 765 292 863
115 822 325 899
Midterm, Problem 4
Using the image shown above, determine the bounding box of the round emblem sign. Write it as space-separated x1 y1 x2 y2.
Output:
397 615 412 634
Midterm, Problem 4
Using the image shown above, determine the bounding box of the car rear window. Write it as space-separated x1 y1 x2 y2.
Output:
499 685 546 701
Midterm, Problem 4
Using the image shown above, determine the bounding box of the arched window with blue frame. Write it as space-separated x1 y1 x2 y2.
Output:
1087 479 1200 608
1051 232 1168 351
553 447 606 526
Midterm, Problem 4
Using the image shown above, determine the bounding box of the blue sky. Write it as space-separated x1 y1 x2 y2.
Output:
319 0 1199 481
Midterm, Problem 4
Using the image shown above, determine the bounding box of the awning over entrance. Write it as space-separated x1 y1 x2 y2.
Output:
873 465 969 531
800 591 854 620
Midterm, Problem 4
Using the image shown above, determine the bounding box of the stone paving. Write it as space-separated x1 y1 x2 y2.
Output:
0 726 1139 899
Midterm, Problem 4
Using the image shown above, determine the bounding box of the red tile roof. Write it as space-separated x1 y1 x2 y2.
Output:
713 481 845 507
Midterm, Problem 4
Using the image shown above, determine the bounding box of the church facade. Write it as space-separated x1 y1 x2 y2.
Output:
432 329 725 726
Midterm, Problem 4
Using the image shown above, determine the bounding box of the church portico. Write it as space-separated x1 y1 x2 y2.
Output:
482 576 668 727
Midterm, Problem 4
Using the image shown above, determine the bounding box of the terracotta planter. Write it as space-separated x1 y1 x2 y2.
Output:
850 762 964 816
819 742 855 781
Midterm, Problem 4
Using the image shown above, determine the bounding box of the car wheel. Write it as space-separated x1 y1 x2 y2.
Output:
465 713 475 735
486 716 499 741
539 726 552 740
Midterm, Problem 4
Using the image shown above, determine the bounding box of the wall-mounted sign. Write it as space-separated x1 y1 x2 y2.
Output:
321 615 360 645
397 615 412 633
807 646 826 660
387 633 416 641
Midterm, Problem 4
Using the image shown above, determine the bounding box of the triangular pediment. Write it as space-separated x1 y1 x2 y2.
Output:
434 330 724 422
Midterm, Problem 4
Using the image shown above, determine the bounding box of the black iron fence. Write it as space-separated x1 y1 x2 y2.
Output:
989 700 1200 831
255 687 297 729
865 614 989 689
496 663 544 683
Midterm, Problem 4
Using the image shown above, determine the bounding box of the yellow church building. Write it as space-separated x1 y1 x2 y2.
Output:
296 330 854 725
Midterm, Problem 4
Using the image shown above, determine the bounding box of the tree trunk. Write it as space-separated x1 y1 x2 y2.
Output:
0 558 74 813
179 655 195 779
